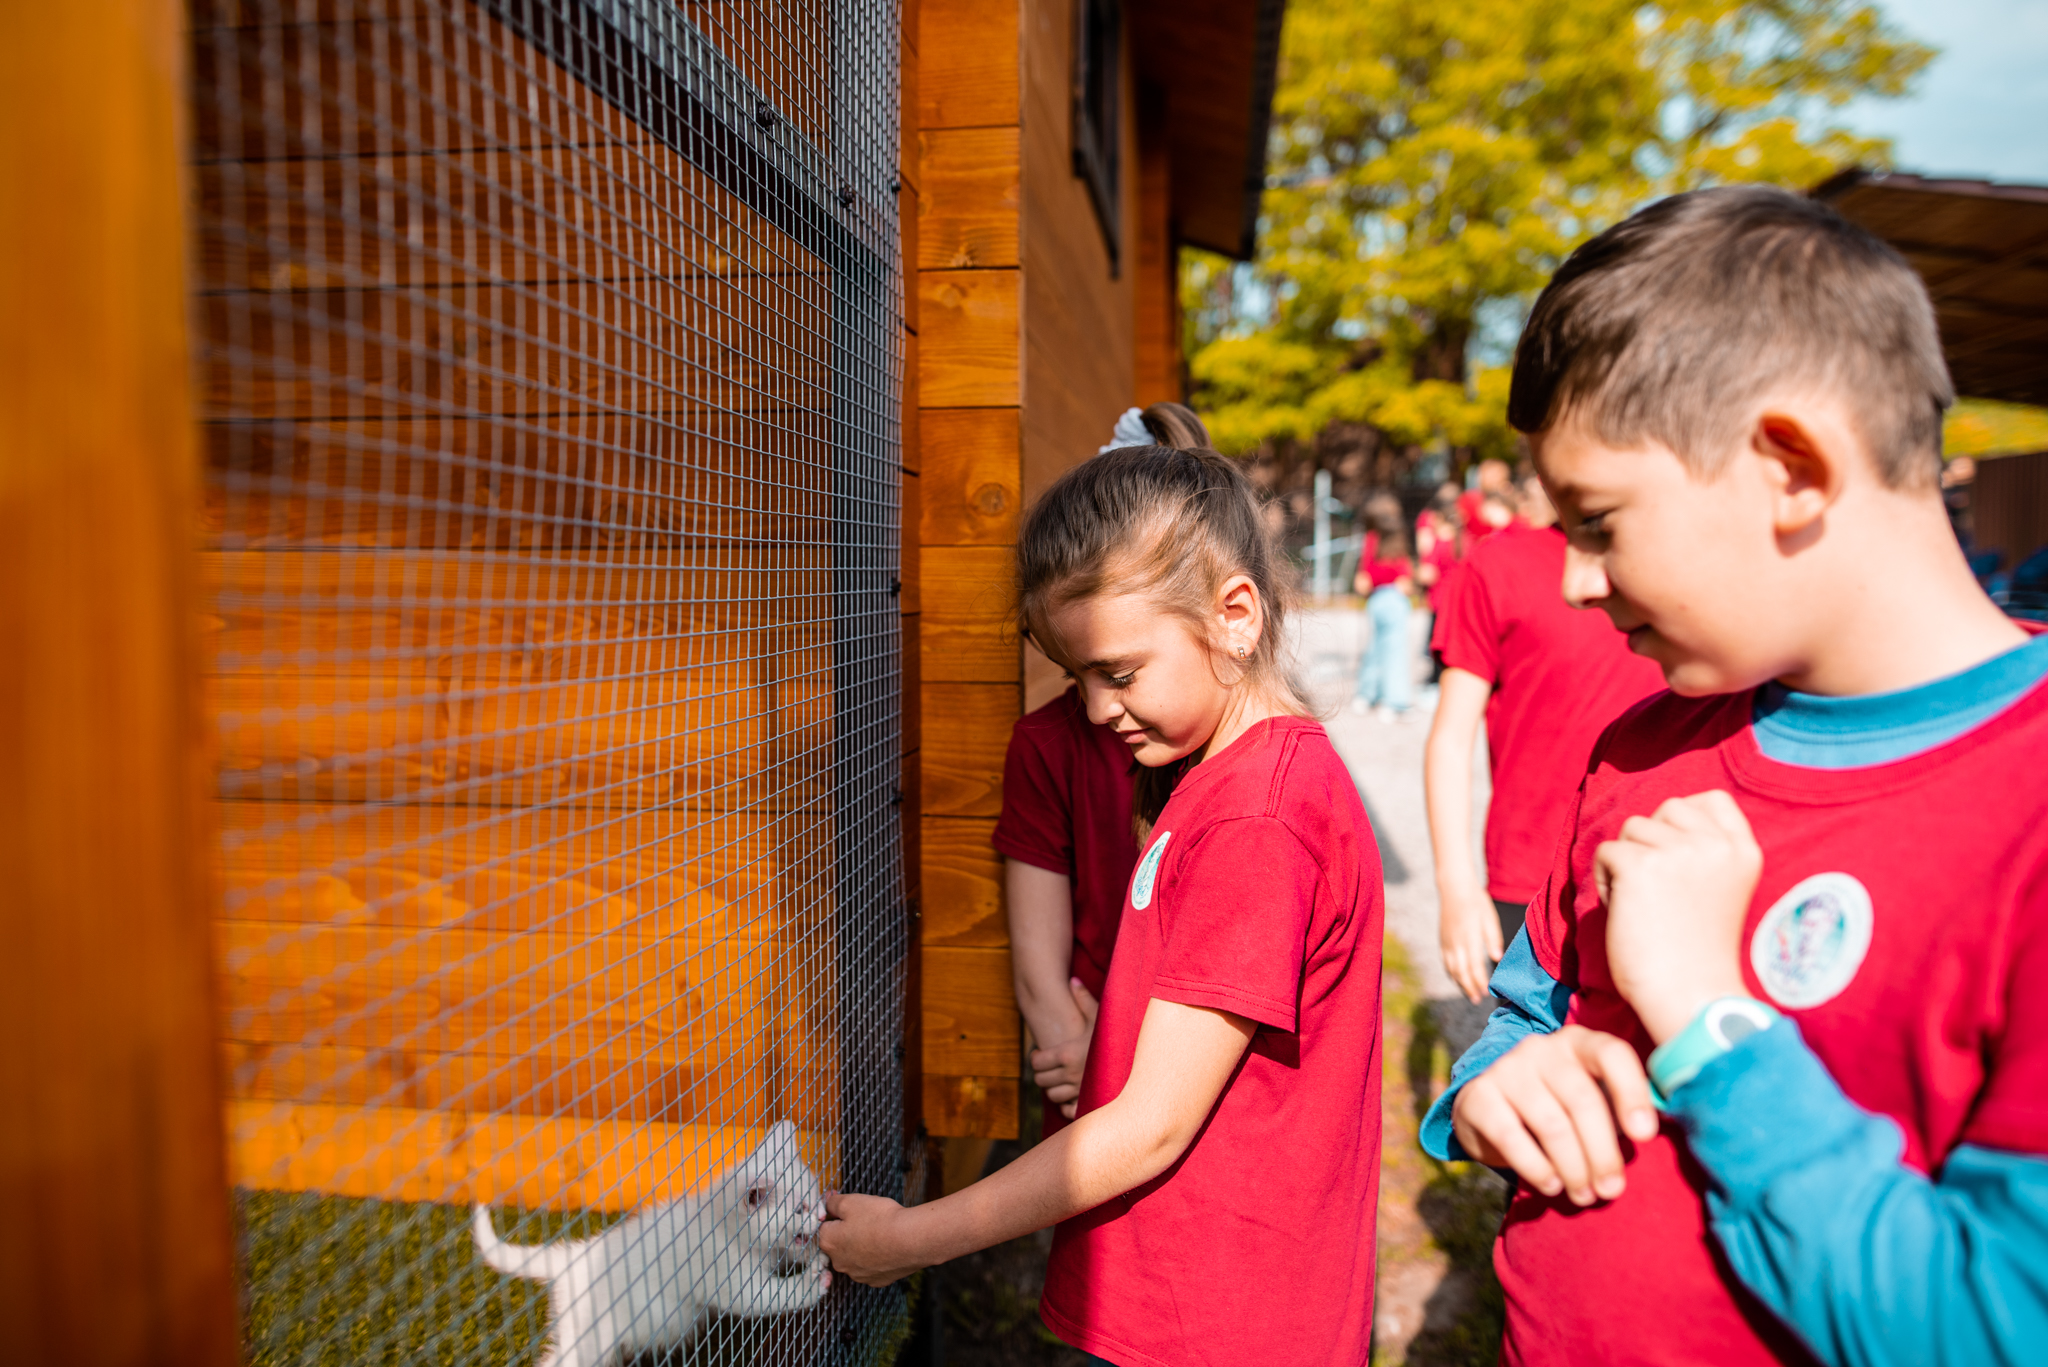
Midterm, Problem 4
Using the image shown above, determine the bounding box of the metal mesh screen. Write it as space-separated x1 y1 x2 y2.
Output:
190 1 907 1361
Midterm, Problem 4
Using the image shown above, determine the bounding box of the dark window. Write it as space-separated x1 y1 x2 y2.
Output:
1072 0 1122 273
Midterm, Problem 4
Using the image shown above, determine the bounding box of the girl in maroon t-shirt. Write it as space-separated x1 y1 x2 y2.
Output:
821 445 1385 1367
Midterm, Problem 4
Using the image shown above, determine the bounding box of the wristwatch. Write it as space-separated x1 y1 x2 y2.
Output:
1647 996 1781 1110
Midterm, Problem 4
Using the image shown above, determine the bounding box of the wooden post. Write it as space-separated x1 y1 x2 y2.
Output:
0 4 239 1364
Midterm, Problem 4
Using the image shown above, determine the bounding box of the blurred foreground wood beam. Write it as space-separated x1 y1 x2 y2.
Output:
0 3 238 1363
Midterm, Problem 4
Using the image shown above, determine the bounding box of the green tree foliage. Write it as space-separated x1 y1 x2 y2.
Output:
1188 0 1934 461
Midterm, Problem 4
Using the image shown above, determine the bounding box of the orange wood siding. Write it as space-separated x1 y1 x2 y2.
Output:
914 0 1155 1136
1135 87 1183 406
0 2 239 1360
918 0 1024 1136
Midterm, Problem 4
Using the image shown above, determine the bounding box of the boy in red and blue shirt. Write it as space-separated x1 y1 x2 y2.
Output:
1421 186 2048 1365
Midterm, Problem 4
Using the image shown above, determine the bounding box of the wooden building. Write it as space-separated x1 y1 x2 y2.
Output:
2 0 1280 1356
908 0 1283 1140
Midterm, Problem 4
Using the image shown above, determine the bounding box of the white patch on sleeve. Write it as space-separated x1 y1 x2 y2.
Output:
1130 830 1172 910
1749 871 1875 1009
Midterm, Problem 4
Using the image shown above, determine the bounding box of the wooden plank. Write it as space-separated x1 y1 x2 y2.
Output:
921 682 1016 817
899 469 924 614
920 817 1005 947
919 128 1022 270
900 615 924 755
920 0 1019 130
921 545 1019 682
1135 91 1182 406
920 407 1021 545
227 1100 833 1212
223 1029 775 1126
901 328 922 462
922 1074 1019 1140
919 269 1021 408
922 944 1018 1075
215 800 788 927
0 2 239 1360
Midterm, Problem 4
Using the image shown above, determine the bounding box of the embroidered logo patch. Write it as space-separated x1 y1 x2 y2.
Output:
1749 871 1874 1009
1131 830 1172 910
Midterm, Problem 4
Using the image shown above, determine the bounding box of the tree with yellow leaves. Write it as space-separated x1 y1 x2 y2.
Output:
1190 0 1935 467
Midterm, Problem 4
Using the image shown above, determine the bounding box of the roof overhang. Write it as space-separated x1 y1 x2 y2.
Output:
1129 0 1285 260
1814 169 2048 407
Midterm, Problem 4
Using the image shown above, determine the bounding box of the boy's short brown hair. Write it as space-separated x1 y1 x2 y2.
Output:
1507 185 1954 488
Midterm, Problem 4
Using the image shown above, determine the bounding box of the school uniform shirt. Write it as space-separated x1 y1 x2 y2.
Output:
1038 717 1384 1367
1431 632 2048 1367
1436 523 1665 904
992 687 1140 1136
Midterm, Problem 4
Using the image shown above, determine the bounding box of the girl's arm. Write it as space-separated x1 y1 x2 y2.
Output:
819 998 1256 1284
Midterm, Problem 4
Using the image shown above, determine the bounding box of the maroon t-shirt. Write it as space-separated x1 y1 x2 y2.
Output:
1503 679 2048 1366
992 687 1139 998
992 688 1139 1134
1039 717 1384 1367
1437 524 1665 903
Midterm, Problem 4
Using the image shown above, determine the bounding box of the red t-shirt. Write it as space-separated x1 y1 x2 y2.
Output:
1365 556 1414 589
1504 681 2048 1366
1437 524 1665 903
992 688 1140 1133
1039 717 1384 1367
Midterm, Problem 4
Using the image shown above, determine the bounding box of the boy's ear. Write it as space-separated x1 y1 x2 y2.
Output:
1752 409 1842 541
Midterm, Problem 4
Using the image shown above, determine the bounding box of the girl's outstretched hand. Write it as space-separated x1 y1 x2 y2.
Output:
1029 977 1100 1119
819 1191 922 1287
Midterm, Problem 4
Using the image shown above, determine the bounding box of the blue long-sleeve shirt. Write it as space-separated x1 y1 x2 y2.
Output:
1419 631 2048 1366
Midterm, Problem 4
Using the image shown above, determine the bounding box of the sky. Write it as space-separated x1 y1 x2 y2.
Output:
1840 0 2048 184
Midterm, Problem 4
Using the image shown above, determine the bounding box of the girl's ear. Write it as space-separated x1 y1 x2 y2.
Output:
1215 573 1262 660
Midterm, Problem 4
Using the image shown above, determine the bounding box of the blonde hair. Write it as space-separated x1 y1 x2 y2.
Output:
1016 443 1308 827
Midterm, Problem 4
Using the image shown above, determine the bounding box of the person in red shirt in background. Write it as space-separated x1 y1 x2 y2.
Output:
1424 455 1665 1002
1352 504 1419 720
994 690 1135 1136
1457 458 1516 548
998 403 1206 1138
1416 485 1463 686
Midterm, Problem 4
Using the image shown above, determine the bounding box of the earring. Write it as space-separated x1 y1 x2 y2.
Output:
1236 645 1249 660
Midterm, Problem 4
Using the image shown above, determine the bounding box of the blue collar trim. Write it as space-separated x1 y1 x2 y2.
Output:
1751 633 2048 769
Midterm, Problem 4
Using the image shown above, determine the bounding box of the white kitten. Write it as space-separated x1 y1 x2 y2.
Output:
474 1120 832 1366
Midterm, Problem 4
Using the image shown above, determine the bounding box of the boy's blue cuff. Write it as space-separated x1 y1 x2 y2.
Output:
1665 1016 1891 1200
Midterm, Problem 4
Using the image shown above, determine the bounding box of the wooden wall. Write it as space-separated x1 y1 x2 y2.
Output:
916 0 1149 1137
1974 448 2048 573
0 2 239 1362
918 0 1026 1139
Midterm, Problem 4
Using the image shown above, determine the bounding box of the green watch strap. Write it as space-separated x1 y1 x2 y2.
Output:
1647 997 1781 1110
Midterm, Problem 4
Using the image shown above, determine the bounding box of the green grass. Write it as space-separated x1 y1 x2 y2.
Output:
237 1190 905 1366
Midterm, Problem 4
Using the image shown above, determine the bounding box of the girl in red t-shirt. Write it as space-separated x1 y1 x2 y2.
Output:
822 445 1386 1367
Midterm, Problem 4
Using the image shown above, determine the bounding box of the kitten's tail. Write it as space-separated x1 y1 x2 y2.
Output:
472 1205 573 1280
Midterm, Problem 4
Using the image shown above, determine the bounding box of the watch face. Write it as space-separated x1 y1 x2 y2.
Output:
1704 998 1772 1050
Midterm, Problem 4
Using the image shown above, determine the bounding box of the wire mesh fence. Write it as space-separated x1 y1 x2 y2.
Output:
190 1 907 1360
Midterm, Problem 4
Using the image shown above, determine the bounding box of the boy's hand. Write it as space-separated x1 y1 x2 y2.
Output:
819 1191 922 1286
1029 978 1099 1119
1596 790 1760 1045
1452 1025 1660 1205
1439 883 1504 1004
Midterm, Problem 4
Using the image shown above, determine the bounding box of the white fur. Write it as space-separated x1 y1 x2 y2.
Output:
474 1120 831 1366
